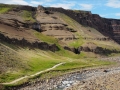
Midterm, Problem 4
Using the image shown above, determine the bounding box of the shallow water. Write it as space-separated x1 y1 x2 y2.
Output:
54 67 120 90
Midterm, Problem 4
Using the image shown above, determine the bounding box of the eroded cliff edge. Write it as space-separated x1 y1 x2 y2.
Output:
47 7 120 44
0 4 120 54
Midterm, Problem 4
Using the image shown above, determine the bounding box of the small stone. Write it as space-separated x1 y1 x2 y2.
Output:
103 70 109 73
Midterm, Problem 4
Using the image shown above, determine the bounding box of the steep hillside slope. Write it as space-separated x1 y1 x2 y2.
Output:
51 12 120 55
1 4 120 56
36 5 78 46
47 7 120 44
0 4 120 89
0 39 62 83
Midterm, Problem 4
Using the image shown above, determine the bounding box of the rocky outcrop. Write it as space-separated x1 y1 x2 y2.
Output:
78 46 120 55
0 33 59 52
47 7 120 44
37 5 45 13
0 4 37 30
32 22 41 31
15 5 36 11
1 4 120 44
0 17 29 28
0 15 41 31
64 45 120 55
83 37 111 41
64 46 80 54
1 4 120 53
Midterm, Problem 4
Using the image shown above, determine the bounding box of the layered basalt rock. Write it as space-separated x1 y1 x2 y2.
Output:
78 46 120 55
64 44 120 55
64 46 80 54
0 5 59 52
0 16 40 31
47 7 120 44
0 33 59 52
0 4 37 30
0 16 29 29
1 4 120 53
36 6 77 42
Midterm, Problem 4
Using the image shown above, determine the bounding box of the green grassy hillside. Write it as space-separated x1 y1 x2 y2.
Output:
0 41 114 85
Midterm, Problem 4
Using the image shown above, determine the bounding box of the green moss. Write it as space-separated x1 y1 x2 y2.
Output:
55 58 114 70
22 10 35 22
0 4 14 14
72 10 88 14
0 72 24 83
27 57 60 74
58 13 84 48
30 58 114 80
59 13 78 29
73 10 81 13
0 8 10 14
33 30 58 44
55 62 90 70
69 37 83 48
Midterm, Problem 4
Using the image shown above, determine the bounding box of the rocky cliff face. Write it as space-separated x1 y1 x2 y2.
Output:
1 4 120 54
0 4 59 52
47 7 120 44
35 5 78 43
0 33 59 52
0 4 37 29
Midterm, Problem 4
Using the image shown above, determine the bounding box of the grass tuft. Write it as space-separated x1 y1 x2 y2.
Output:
0 4 14 14
33 30 58 44
22 10 35 22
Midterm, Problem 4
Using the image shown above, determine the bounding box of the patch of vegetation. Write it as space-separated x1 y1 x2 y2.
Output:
1 41 19 50
0 72 25 83
0 43 29 83
32 31 78 58
33 32 79 58
0 8 10 14
58 13 85 48
69 36 83 48
33 30 58 44
73 10 81 13
29 58 114 80
27 57 60 74
59 13 78 29
55 62 90 70
0 4 14 14
73 10 89 14
0 45 66 83
22 10 35 22
94 40 120 51
55 59 113 70
0 41 115 86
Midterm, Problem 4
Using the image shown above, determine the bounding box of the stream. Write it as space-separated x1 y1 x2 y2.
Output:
54 67 120 90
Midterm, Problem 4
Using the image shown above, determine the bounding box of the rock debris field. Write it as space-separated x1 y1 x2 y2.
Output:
65 67 120 90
